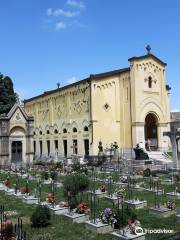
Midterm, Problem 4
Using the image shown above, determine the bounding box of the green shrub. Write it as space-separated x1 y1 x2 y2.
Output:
143 168 151 177
30 205 51 228
42 171 49 180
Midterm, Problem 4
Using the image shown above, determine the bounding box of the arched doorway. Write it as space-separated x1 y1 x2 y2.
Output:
9 126 26 163
145 113 158 150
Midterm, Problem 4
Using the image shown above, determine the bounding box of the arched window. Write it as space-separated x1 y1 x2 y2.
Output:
84 126 89 132
148 76 152 88
54 129 58 134
47 130 50 135
39 131 43 135
73 127 77 133
63 128 67 134
33 131 36 135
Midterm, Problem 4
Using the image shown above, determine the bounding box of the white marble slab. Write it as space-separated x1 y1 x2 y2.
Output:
85 219 113 233
63 212 89 223
124 200 147 209
166 192 180 199
112 231 146 240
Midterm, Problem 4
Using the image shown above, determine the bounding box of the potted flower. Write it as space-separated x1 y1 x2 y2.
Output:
167 201 176 210
126 217 141 235
100 208 115 225
74 202 90 214
0 219 16 240
47 194 55 204
100 185 106 192
4 178 10 187
21 186 29 194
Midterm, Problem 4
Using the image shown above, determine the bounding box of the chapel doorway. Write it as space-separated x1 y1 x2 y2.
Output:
145 113 158 150
11 141 22 162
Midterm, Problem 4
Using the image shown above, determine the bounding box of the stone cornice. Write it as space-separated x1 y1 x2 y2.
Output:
132 122 144 127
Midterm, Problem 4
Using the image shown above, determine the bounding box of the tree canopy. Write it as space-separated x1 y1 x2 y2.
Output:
0 73 17 115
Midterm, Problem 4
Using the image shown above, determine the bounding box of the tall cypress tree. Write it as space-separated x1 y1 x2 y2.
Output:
0 73 17 115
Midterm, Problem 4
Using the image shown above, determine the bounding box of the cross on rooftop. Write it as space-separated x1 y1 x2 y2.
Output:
146 45 151 54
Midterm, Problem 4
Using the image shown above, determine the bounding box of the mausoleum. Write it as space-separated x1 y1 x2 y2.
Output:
0 103 34 164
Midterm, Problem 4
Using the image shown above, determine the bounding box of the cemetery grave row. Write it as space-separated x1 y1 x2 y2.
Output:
0 163 179 240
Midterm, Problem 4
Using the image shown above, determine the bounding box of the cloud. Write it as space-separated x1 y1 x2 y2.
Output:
66 0 85 9
67 76 77 84
171 109 180 112
47 8 80 17
55 21 67 30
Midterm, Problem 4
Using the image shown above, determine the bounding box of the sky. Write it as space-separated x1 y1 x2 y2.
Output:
0 0 180 111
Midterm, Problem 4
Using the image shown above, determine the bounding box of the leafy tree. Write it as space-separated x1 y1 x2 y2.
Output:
0 73 17 115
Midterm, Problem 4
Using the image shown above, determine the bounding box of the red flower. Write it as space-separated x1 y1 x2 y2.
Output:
4 179 10 187
77 202 88 209
47 194 55 203
0 220 13 233
76 202 90 214
21 186 29 194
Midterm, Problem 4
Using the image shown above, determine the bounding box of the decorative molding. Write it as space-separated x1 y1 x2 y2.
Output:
143 91 159 95
103 103 111 112
158 123 168 127
132 122 145 127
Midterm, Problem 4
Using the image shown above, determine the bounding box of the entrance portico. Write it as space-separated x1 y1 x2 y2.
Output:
145 113 158 150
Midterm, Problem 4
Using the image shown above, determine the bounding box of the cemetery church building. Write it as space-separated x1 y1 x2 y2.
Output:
24 49 171 159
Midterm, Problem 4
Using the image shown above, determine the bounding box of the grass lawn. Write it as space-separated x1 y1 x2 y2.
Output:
167 152 180 159
0 171 180 239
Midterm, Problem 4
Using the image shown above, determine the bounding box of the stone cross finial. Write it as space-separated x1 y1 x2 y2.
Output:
57 82 60 89
146 45 151 54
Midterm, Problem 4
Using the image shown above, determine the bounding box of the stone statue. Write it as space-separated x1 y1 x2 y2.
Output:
98 141 103 155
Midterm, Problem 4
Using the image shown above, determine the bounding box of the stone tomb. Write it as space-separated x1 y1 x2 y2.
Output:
85 219 113 234
63 212 89 223
13 191 24 198
22 195 39 204
0 183 6 191
144 188 164 195
166 192 180 200
48 205 68 215
129 184 144 191
112 231 146 240
149 207 176 218
161 179 173 185
87 190 107 199
124 200 147 209
5 188 15 196
105 195 121 205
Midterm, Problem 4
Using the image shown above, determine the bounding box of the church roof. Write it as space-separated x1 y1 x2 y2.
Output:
24 67 130 103
90 67 130 79
128 53 167 66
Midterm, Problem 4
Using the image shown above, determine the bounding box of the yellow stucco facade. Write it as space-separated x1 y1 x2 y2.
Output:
24 51 170 158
